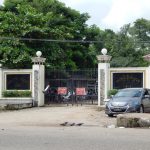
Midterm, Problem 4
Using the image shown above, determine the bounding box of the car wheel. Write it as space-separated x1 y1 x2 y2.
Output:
139 105 144 113
108 114 113 117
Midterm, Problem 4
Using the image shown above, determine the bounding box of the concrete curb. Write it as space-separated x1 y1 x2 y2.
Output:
97 105 105 111
117 113 150 128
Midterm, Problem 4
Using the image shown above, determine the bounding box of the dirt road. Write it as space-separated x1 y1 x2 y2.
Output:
0 105 116 127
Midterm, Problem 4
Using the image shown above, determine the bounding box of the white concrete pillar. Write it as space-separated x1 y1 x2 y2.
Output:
32 64 45 106
98 63 110 106
145 66 150 89
0 64 2 98
32 51 46 107
143 55 150 89
97 48 112 106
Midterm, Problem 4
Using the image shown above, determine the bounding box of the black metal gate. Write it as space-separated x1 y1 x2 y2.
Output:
45 69 98 105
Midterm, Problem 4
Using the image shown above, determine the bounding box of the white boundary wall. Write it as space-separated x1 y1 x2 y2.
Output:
0 68 33 105
2 69 32 91
98 65 150 106
109 67 150 90
0 57 45 107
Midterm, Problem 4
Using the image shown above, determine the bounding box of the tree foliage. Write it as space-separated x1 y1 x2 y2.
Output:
0 0 149 69
102 19 150 67
0 0 101 69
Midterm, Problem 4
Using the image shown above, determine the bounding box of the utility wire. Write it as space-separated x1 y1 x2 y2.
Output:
0 37 102 43
0 36 150 43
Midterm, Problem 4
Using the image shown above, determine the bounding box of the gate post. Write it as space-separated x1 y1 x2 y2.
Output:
143 54 150 89
97 48 112 106
0 64 2 98
32 51 46 107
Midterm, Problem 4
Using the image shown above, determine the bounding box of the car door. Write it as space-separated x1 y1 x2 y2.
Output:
147 89 150 112
142 89 150 112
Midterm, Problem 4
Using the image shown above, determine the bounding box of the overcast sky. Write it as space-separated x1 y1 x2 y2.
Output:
0 0 149 31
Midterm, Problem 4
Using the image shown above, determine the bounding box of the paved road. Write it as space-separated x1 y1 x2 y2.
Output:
0 126 150 150
0 106 149 150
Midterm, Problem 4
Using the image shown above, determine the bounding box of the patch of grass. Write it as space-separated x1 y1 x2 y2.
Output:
2 90 31 97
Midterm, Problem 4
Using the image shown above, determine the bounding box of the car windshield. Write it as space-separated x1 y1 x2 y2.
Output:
114 89 142 98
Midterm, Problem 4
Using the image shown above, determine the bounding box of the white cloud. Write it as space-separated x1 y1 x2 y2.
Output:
59 0 114 29
102 0 150 30
0 0 3 5
60 0 150 31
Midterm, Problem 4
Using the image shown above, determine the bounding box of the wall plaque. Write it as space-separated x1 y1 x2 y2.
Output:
6 74 30 90
113 73 143 89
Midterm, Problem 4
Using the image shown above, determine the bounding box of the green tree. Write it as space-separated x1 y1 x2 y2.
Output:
102 19 150 67
0 0 149 69
129 18 150 55
0 0 101 69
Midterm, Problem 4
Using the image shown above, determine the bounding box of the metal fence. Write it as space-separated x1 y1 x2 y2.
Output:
45 69 98 105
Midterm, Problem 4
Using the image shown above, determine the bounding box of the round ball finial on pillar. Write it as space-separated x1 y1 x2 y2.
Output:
143 54 150 63
36 51 42 57
32 51 46 65
97 48 112 63
101 48 107 55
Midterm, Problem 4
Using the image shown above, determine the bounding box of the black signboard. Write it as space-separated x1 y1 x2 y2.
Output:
113 73 143 89
6 74 30 90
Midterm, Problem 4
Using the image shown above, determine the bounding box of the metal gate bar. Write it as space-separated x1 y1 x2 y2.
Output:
45 69 98 105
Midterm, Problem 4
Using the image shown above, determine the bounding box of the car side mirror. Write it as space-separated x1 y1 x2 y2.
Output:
144 95 150 98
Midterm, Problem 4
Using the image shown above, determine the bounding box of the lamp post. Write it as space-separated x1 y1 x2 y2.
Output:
97 48 112 106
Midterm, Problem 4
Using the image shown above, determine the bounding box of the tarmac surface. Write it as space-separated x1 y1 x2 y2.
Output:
0 105 150 150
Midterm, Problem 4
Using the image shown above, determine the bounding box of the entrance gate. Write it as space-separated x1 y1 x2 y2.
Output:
45 69 98 105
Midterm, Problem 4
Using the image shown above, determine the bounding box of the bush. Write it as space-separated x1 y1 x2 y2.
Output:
108 89 118 97
2 90 32 97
